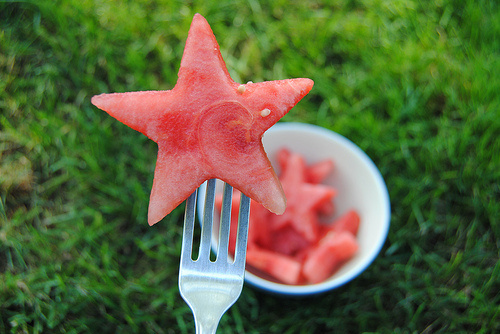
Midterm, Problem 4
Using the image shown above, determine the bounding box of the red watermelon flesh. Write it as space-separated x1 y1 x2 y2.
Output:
306 159 335 184
272 151 337 242
91 14 314 225
302 231 359 284
248 200 274 249
324 209 360 236
246 248 302 285
316 198 336 217
276 147 291 174
268 224 311 257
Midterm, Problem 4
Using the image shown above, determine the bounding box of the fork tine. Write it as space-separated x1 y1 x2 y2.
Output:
233 192 251 268
180 189 197 265
216 182 233 264
198 178 216 261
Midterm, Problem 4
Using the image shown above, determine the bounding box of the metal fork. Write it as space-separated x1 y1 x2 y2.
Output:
179 179 251 334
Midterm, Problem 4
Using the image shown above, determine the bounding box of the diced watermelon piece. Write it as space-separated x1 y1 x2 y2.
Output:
306 159 335 184
91 14 314 225
268 225 311 257
316 199 335 217
302 231 359 284
279 150 307 186
272 151 337 241
276 147 292 174
309 184 338 212
246 248 302 285
273 182 336 241
326 209 360 236
248 200 273 249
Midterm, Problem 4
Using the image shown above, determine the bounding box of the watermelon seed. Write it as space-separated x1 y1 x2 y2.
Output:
237 85 246 93
260 108 271 117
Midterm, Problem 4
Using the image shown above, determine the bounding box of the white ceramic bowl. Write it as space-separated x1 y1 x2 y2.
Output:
197 122 390 296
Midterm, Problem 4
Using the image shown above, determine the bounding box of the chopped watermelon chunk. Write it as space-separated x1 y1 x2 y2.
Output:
272 150 337 242
276 147 291 174
326 209 360 236
316 198 336 217
306 159 335 184
248 200 274 249
268 225 311 257
302 231 359 284
91 14 314 225
246 248 302 285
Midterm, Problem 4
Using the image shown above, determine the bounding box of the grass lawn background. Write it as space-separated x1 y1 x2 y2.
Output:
1 0 499 333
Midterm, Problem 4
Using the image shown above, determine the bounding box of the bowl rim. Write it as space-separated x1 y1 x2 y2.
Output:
197 122 391 296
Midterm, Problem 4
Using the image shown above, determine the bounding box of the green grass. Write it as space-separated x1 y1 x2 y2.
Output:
1 0 499 333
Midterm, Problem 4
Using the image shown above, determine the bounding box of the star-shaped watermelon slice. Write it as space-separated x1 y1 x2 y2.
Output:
91 13 314 225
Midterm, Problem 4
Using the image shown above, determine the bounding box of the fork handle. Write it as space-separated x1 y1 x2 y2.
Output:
194 318 218 334
192 305 226 334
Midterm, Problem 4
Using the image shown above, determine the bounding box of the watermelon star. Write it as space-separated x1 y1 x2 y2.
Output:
91 13 314 225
